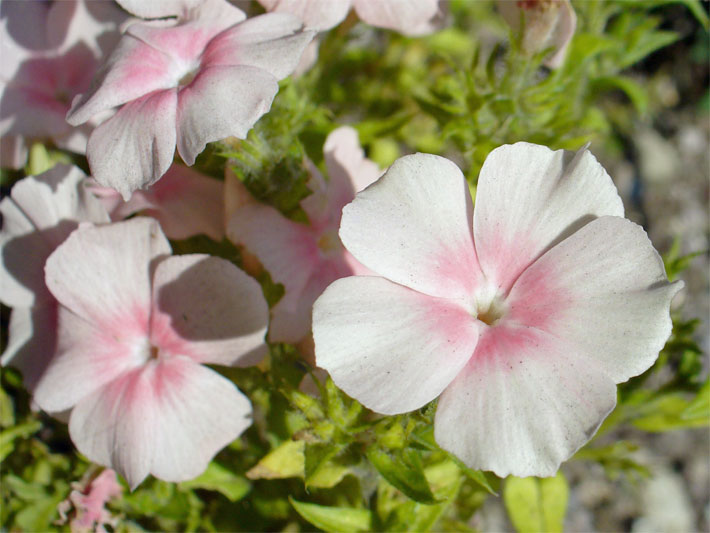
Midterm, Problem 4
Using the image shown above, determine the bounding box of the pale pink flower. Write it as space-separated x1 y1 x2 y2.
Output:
227 126 380 343
0 0 127 165
497 0 577 68
0 165 109 391
66 2 315 199
33 217 269 488
89 163 225 241
313 142 683 477
258 0 442 35
57 469 122 533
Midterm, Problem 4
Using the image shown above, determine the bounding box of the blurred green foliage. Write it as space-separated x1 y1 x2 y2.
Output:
1 0 708 531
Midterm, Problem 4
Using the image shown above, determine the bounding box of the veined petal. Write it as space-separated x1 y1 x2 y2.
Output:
507 216 683 383
1 303 57 392
86 89 177 199
201 13 315 80
353 0 439 35
313 276 480 414
227 202 319 308
116 0 204 19
340 153 483 300
69 356 252 489
67 33 178 125
33 305 151 413
95 165 225 240
175 65 277 165
0 165 108 307
151 255 268 367
434 325 616 477
44 218 171 326
258 0 351 31
473 142 624 293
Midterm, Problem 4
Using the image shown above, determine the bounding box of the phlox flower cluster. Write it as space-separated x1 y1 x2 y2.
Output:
0 0 681 497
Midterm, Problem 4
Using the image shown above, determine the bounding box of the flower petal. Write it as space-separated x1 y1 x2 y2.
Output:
175 65 277 165
258 0 351 31
1 303 56 392
66 33 178 125
201 13 315 80
227 203 318 310
507 216 683 383
86 89 177 198
115 0 203 19
340 153 483 300
0 165 108 307
473 142 624 293
94 165 225 240
33 305 151 413
353 0 439 35
44 218 171 326
313 276 480 414
151 254 269 367
434 324 617 477
69 356 252 488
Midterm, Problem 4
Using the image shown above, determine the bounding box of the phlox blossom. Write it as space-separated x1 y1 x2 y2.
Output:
32 218 269 488
258 0 442 35
88 163 225 241
313 142 683 477
0 165 109 391
227 126 380 343
66 1 315 199
0 0 127 166
57 469 122 532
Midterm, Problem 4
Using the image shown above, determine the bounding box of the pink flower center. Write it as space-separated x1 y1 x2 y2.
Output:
472 285 508 326
177 65 200 88
317 229 343 257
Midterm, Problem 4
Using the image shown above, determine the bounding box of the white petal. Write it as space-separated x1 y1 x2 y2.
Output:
353 0 439 35
33 306 151 413
226 201 318 305
507 216 683 383
175 65 277 165
340 153 483 300
151 255 268 367
473 142 624 293
201 13 315 80
257 0 351 31
313 276 480 414
44 218 171 326
1 304 57 393
0 165 108 307
435 325 617 477
66 33 178 125
116 0 203 19
86 89 178 199
69 356 252 488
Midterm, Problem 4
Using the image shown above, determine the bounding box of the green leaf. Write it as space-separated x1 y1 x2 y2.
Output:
682 380 710 420
445 452 498 495
179 462 250 502
290 498 372 533
591 76 649 115
0 386 14 427
503 473 569 533
632 393 710 431
0 420 42 461
367 447 438 504
620 29 679 68
246 440 304 480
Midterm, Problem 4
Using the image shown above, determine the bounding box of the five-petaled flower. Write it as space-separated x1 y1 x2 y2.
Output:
66 0 315 199
313 142 683 477
33 217 269 488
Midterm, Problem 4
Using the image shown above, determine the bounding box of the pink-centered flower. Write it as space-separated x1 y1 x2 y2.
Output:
88 163 225 241
258 0 442 35
313 142 683 477
0 165 109 391
0 0 127 165
33 217 269 488
66 1 315 199
227 126 380 343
